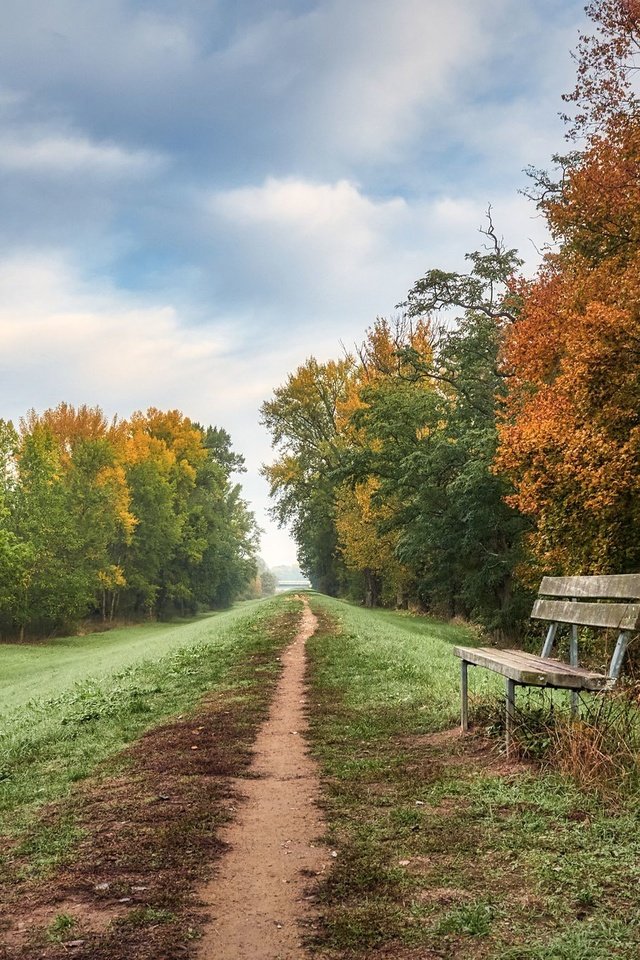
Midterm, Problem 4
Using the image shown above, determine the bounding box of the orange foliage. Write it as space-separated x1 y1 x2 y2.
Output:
497 7 640 575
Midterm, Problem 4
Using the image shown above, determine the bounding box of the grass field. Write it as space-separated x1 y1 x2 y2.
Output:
305 595 500 723
0 597 292 854
0 602 265 716
307 594 640 960
3 592 639 959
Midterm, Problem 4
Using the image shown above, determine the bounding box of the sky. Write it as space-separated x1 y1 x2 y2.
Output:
0 0 589 566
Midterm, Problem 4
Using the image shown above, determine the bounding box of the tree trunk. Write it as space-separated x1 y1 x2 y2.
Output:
364 568 374 608
364 568 381 608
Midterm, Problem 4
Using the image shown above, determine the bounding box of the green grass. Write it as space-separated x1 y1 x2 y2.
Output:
0 601 265 716
307 595 640 960
45 912 77 943
308 593 499 726
0 597 295 848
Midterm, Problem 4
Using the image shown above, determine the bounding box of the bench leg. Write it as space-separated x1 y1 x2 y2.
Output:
570 624 579 718
505 678 516 757
461 661 469 732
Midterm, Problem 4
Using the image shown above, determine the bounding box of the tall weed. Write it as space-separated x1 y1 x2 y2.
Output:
478 688 640 800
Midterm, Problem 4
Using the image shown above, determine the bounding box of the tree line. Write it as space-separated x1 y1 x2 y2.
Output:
0 405 259 639
261 1 640 638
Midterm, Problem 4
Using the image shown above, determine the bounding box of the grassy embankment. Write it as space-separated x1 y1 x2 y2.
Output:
307 594 640 960
0 596 298 871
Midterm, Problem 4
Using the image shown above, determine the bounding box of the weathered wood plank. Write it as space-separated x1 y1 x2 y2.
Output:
490 648 600 677
539 574 640 600
531 598 640 630
453 646 608 691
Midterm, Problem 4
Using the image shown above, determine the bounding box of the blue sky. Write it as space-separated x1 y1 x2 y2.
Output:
0 0 588 565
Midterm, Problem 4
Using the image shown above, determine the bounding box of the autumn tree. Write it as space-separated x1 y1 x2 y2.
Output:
333 317 432 607
497 0 640 578
262 1 640 624
20 404 136 622
0 404 258 636
119 410 258 616
337 260 529 634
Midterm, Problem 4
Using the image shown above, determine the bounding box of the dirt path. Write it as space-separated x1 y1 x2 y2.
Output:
196 599 328 960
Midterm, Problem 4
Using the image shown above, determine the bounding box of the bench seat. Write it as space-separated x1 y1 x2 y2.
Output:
453 574 640 754
453 646 609 691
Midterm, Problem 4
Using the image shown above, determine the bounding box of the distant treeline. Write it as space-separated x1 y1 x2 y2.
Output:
0 405 259 639
261 2 640 639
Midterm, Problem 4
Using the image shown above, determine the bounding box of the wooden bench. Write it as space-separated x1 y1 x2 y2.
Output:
454 575 640 754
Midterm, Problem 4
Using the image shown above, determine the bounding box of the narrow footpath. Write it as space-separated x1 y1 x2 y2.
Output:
197 599 328 960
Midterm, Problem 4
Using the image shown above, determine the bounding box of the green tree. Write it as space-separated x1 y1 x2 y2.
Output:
259 566 278 597
187 427 259 610
0 422 30 637
261 358 355 594
9 425 93 637
338 234 531 635
396 233 530 635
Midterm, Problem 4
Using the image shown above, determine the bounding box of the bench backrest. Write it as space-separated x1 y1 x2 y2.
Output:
530 574 640 680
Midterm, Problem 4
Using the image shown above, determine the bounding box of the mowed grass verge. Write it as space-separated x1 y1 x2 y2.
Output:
1 602 265 715
1 595 304 960
0 596 297 861
306 594 640 960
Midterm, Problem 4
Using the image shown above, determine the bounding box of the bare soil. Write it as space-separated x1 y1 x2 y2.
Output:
196 600 328 960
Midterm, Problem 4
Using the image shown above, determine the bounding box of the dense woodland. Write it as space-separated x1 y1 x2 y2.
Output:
262 1 640 638
0 406 259 638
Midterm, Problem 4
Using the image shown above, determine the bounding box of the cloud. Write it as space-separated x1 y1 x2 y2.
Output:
0 129 166 177
0 252 228 411
0 0 578 178
203 175 548 335
0 248 327 563
310 1 506 160
0 0 591 567
214 0 503 165
0 1 587 266
210 176 407 274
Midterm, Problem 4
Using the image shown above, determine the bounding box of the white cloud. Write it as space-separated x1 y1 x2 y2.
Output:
0 129 166 177
210 0 508 165
212 176 404 228
0 0 566 174
210 176 407 273
0 253 227 406
291 0 501 160
205 175 548 332
0 250 302 563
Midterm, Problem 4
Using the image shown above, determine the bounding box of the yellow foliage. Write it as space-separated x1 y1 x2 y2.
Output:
335 478 405 584
97 564 127 589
